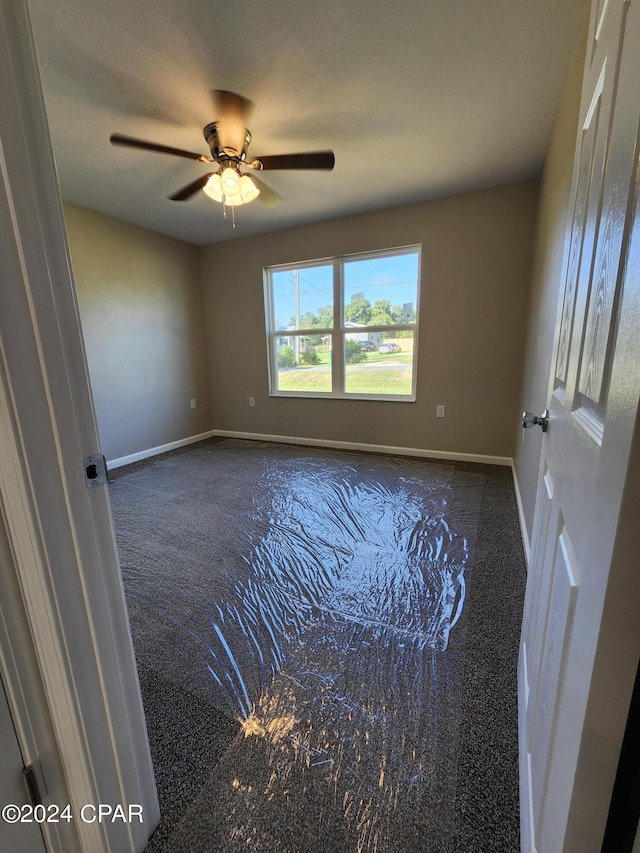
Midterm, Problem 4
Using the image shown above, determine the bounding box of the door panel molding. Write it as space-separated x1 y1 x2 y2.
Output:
531 527 579 842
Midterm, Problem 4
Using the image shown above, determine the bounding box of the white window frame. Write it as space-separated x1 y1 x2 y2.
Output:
264 245 421 402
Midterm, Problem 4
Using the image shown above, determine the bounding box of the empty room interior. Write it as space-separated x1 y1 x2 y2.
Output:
2 0 640 851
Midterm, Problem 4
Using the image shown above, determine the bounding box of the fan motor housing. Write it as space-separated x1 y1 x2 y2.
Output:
204 122 251 161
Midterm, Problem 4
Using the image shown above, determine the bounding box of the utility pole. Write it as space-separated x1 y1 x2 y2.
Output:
293 269 300 364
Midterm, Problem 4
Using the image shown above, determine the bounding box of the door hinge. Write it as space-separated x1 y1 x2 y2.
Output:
83 454 107 488
23 763 42 806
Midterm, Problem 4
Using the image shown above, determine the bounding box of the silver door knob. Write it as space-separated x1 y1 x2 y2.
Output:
522 408 549 433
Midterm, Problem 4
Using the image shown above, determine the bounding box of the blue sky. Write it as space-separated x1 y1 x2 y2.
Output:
271 251 420 329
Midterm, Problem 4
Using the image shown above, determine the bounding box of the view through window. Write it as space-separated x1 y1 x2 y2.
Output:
264 246 421 400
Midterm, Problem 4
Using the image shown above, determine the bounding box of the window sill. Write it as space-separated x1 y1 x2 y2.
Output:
269 391 416 403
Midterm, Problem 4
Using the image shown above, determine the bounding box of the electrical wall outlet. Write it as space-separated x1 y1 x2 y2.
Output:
190 399 196 409
249 397 255 407
436 404 445 418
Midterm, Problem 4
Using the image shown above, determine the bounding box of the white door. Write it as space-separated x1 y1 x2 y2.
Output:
519 0 640 851
0 677 46 853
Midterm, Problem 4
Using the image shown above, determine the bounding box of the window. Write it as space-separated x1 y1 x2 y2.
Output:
264 246 421 400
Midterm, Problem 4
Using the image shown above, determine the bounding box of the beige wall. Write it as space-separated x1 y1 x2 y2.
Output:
200 180 539 458
64 204 213 461
513 18 588 543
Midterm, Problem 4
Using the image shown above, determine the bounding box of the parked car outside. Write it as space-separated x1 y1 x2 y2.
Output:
359 340 377 352
378 343 401 354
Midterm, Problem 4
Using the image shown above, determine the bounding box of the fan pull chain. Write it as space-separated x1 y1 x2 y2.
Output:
221 197 237 228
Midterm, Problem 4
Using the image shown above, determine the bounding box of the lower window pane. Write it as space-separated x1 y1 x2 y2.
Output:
344 331 414 395
275 335 332 393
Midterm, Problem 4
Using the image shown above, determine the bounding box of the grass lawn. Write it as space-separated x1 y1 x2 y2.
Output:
277 369 332 392
344 370 412 395
277 367 412 395
363 352 413 365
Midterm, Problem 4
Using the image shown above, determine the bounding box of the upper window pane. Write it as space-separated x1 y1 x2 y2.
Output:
271 265 334 332
343 252 419 327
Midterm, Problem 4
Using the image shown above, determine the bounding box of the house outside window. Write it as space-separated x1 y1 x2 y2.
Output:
264 246 421 400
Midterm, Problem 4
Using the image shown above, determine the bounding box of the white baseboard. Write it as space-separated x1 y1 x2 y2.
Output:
512 463 531 568
212 429 512 467
107 429 216 469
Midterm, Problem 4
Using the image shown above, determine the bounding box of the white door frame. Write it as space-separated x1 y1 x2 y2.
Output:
0 1 158 851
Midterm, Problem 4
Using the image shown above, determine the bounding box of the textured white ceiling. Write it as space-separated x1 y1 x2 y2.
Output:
28 0 587 246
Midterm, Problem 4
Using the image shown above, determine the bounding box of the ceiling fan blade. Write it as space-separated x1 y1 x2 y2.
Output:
169 173 215 201
249 151 335 171
110 133 210 162
213 90 253 124
213 90 254 155
250 176 283 208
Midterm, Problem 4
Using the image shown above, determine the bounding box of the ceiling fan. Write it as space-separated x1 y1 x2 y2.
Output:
110 90 335 210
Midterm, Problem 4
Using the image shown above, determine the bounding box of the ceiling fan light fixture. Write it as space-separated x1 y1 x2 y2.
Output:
203 173 223 202
238 173 260 203
221 166 241 196
203 169 259 206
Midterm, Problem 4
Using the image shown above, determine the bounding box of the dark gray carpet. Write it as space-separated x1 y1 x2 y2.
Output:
109 438 526 852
